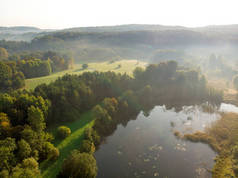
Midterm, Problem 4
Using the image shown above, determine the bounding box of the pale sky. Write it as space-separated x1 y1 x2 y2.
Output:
1 0 238 29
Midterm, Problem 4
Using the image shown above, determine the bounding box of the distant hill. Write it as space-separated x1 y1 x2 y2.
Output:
62 24 188 32
1 24 238 63
2 24 238 42
0 26 55 41
0 26 42 33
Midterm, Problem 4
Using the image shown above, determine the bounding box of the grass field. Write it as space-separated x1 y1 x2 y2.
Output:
25 59 147 90
40 112 95 178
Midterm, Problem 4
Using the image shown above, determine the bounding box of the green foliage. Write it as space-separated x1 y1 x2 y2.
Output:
82 63 88 69
0 113 11 138
0 47 8 60
79 140 95 154
0 61 25 91
133 67 144 79
0 169 9 178
17 139 32 160
27 106 46 132
57 126 71 139
40 112 94 178
11 157 41 178
93 105 111 124
0 91 53 177
42 142 59 160
102 97 118 116
48 146 60 161
0 137 17 171
84 128 100 147
59 151 97 178
18 59 52 78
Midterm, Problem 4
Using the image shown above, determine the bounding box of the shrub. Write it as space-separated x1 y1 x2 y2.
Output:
49 147 60 161
82 64 88 70
57 126 71 138
59 150 97 178
79 140 95 154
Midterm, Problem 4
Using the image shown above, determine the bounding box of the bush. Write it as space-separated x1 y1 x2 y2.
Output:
82 64 88 70
59 150 97 178
84 128 100 147
79 140 95 154
49 147 60 161
57 126 71 138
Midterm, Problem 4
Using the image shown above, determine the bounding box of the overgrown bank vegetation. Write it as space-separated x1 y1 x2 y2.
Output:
183 113 238 177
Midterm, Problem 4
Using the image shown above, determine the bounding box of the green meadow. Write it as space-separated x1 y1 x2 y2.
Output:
25 59 147 90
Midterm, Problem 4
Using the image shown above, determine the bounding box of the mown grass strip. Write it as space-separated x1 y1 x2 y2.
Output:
40 111 95 178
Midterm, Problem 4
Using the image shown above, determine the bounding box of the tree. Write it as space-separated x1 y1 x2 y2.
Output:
11 157 41 178
79 140 95 154
92 105 111 124
133 67 144 80
48 146 59 161
0 47 8 60
27 106 46 132
17 139 32 160
82 64 88 70
0 61 12 90
42 142 59 160
0 137 17 171
59 151 97 178
0 113 11 138
84 128 100 146
0 169 9 178
102 97 118 116
57 126 71 138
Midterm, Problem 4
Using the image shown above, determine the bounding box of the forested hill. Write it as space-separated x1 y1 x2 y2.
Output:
0 26 54 41
1 24 238 63
2 24 238 42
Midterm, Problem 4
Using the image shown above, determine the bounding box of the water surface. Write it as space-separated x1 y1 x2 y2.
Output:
95 104 228 178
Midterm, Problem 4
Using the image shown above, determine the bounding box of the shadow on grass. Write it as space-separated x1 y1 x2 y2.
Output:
40 111 95 178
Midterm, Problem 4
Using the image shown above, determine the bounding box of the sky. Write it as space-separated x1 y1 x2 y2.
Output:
1 0 238 29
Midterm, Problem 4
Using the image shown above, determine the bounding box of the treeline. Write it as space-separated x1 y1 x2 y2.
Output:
34 61 222 126
206 54 238 80
0 61 25 92
0 49 74 91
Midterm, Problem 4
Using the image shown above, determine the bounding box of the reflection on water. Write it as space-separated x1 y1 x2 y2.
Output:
219 103 238 113
95 103 233 178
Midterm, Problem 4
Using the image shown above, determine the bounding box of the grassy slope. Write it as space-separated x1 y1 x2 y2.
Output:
40 112 95 178
25 59 147 90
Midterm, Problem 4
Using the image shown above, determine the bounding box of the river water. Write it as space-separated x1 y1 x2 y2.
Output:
95 103 238 178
